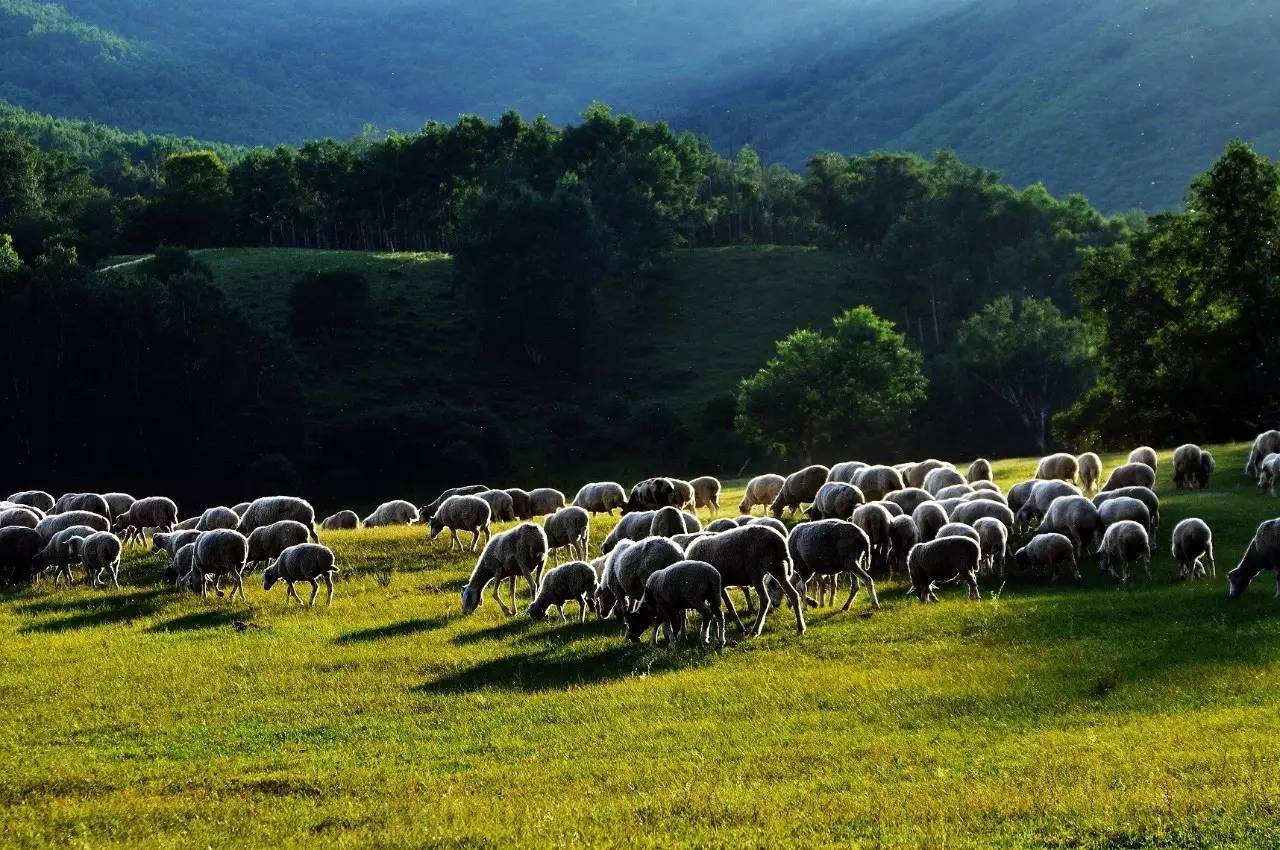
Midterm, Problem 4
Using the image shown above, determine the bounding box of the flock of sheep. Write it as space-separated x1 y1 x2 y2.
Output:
1 436 1278 645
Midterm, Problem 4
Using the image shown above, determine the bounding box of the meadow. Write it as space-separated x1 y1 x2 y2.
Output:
4 443 1280 848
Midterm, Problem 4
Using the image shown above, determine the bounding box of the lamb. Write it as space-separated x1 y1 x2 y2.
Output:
686 525 804 636
886 487 934 516
828 461 868 484
949 499 1015 531
1092 486 1161 530
113 496 178 543
1172 443 1215 490
804 481 865 520
1015 480 1081 531
972 517 1008 576
623 477 682 513
527 488 566 517
934 484 974 501
1171 518 1215 580
571 482 627 516
460 523 549 615
649 505 688 540
705 518 739 533
0 507 41 529
624 560 726 647
936 522 981 545
1097 496 1152 534
1227 520 1280 598
246 520 312 573
596 536 685 618
102 493 136 522
544 506 590 565
1011 533 1079 581
69 531 122 589
1076 453 1103 493
1034 453 1079 483
739 474 785 514
1127 446 1159 472
912 501 949 543
6 490 54 513
237 496 317 541
906 536 981 602
689 476 722 515
422 485 490 516
600 511 655 554
1245 431 1280 479
0 527 43 586
852 502 893 573
1097 520 1151 582
36 525 98 585
52 492 110 516
788 519 879 612
853 465 905 501
165 543 197 586
263 543 339 605
922 466 967 496
888 514 919 577
36 510 109 542
1100 462 1157 492
320 510 359 530
1036 495 1104 556
528 560 598 622
188 529 251 599
769 464 830 517
362 499 420 527
427 495 492 552
196 506 241 532
967 458 993 483
905 459 953 489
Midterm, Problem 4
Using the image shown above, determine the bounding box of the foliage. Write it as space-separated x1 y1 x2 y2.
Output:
288 268 373 341
0 232 19 275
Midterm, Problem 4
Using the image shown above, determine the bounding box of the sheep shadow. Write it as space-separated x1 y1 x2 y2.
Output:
335 615 452 645
449 617 535 646
417 643 707 694
16 588 170 633
144 609 242 633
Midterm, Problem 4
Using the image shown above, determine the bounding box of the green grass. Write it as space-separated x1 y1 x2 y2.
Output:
4 442 1280 847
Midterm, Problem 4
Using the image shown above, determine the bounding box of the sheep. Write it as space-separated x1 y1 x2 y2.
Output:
828 461 868 484
907 536 981 602
188 529 251 599
670 479 696 512
505 488 533 520
949 499 1015 531
1092 486 1161 530
670 531 716 552
236 496 317 542
69 531 122 589
113 496 179 543
686 525 803 637
597 536 686 619
1127 446 1159 472
873 499 904 518
362 499 420 527
1172 518 1215 581
102 493 136 522
6 490 54 513
852 502 893 574
460 523 549 616
1097 520 1151 582
152 529 202 562
681 511 704 533
166 543 197 586
527 488 566 517
888 514 919 578
1037 496 1104 556
1228 520 1280 598
905 459 953 489
787 519 879 612
1034 453 1079 483
1077 453 1102 493
1245 431 1280 478
36 525 98 585
52 493 110 516
0 527 43 586
1100 462 1157 493
972 517 1008 576
1259 453 1280 496
196 506 241 532
967 458 993 483
923 466 967 496
624 560 726 647
1011 533 1079 581
689 476 722 515
263 543 339 605
36 510 109 542
427 495 493 552
937 498 965 517
971 481 1002 495
0 507 41 529
934 484 974 501
1016 481 1081 532
739 474 785 514
853 465 905 501
1097 496 1152 534
600 511 656 555
886 487 934 516
936 522 981 545
804 481 865 521
173 517 201 530
231 502 252 517
320 510 359 530
422 485 490 517
1006 480 1038 516
962 490 1007 505
1172 443 1215 490
246 520 311 574
571 482 627 516
705 518 739 533
624 477 682 513
544 506 590 565
649 505 687 540
528 560 598 622
741 516 788 537
769 465 830 517
470 490 512 523
912 501 949 543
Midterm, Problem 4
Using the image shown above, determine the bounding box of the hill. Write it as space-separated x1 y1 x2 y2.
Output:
4 442 1279 847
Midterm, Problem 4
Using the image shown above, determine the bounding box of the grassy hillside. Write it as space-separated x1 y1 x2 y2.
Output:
5 443 1280 847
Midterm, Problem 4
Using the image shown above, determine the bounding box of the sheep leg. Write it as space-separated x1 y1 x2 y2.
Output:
448 530 460 552
749 578 773 637
287 581 304 604
324 573 334 604
840 572 861 611
557 604 567 623
721 589 746 633
741 587 756 615
308 579 320 605
1142 556 1151 581
1208 545 1216 578
854 564 880 609
491 580 514 616
578 596 588 623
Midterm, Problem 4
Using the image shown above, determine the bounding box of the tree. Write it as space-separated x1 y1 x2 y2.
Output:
0 234 20 276
736 306 927 462
158 150 231 246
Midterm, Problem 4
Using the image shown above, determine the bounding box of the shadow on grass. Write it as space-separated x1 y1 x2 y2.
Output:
16 588 170 633
450 617 536 646
335 614 452 644
144 609 242 633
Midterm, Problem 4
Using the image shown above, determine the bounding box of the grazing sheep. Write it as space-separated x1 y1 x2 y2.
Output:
69 531 122 589
101 493 136 522
769 465 830 518
689 476 722 515
246 520 311 573
971 481 1002 495
828 461 868 484
705 518 739 533
1245 431 1280 479
912 501 949 544
936 522 981 545
923 467 967 496
0 527 43 586
544 506 590 565
1097 520 1151 582
668 479 695 512
0 507 41 529
196 506 241 532
888 514 919 577
854 465 906 501
1006 480 1038 516
1098 496 1152 534
422 485 490 517
572 482 628 516
739 474 785 514
873 499 904 518
681 511 704 533
52 493 110 517
670 531 715 552
528 560 598 622
686 525 803 637
907 536 981 602
852 502 893 574
949 500 1015 531
6 491 54 513
320 510 359 530
1172 518 1215 580
1127 446 1158 472
1259 453 1280 496
37 526 98 585
1172 443 1215 490
1037 496 1104 556
1093 486 1161 530
36 511 109 542
263 543 339 605
113 496 179 543
237 496 317 541
934 484 974 501
788 520 878 612
152 530 202 562
886 488 934 516
362 500 420 527
972 517 1008 576
166 543 197 586
1228 520 1280 598
624 560 726 647
473 490 514 523
905 459 953 489
527 488 566 517
1077 453 1103 493
189 529 251 599
231 502 252 517
598 536 686 619
624 478 682 513
427 495 492 552
600 511 656 555
967 458 993 483
460 523 549 615
173 517 201 530
738 516 787 537
1016 481 1082 532
649 505 687 540
805 482 865 520
937 498 965 517
962 489 1007 505
505 488 533 520
1100 462 1157 493
1011 533 1080 581
1035 453 1079 483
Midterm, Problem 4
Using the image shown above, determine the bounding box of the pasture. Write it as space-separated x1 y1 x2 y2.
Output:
4 443 1280 848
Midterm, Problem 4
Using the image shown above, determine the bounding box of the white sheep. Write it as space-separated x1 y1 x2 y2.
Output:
69 531 122 589
738 474 785 514
852 465 905 501
972 517 1008 576
1076 453 1102 493
6 490 54 513
1171 518 1214 580
1245 431 1280 479
1011 533 1079 581
886 487 934 516
544 506 590 565
362 499 420 527
787 519 878 612
907 536 981 602
1034 453 1079 483
686 525 803 637
246 520 312 573
1100 462 1157 492
966 458 993 483
1228 520 1280 598
460 523 548 615
623 560 726 647
1127 446 1158 472
527 488 567 516
321 510 360 530
828 461 868 484
196 506 241 532
804 481 865 521
36 510 109 542
476 490 516 523
428 495 492 552
527 560 598 622
188 529 251 599
689 476 722 515
52 493 110 516
571 482 627 516
237 496 317 541
113 496 179 543
263 543 339 605
1098 520 1151 582
922 466 967 496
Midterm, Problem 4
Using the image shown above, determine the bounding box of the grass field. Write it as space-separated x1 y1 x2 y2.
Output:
5 443 1280 848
